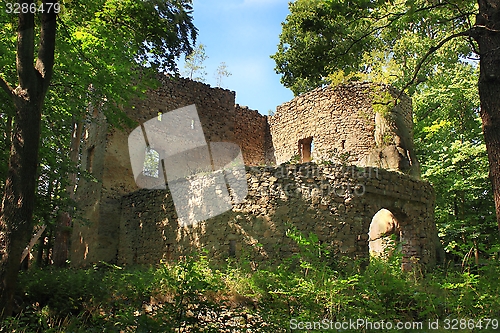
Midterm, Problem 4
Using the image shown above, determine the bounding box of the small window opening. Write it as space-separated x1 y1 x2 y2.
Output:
229 240 236 257
298 137 313 163
86 146 95 173
143 147 160 178
341 140 346 150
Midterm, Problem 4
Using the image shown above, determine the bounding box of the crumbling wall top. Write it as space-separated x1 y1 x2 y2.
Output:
269 82 420 177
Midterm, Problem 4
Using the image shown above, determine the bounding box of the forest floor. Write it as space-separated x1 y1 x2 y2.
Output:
1 249 500 332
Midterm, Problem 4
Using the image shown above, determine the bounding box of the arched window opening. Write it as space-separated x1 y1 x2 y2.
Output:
143 147 160 178
368 208 401 259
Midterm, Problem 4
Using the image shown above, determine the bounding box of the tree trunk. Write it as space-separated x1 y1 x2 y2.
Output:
52 212 71 267
4 116 12 153
52 121 82 267
475 0 500 235
0 101 43 317
36 228 47 268
0 1 56 318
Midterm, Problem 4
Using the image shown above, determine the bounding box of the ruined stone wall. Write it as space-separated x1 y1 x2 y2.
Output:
71 77 432 268
71 109 109 265
269 83 376 165
234 105 274 166
71 76 270 266
128 75 237 144
117 163 438 269
269 83 417 175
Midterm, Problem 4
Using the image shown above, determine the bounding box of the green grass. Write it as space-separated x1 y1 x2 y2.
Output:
2 249 500 332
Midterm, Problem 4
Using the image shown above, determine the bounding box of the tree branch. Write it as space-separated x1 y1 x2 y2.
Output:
337 3 458 65
0 76 14 98
396 30 473 101
468 36 480 57
35 0 58 95
338 18 401 58
443 0 474 30
59 19 101 73
417 103 442 121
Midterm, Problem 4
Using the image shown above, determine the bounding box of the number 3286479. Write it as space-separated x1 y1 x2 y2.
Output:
6 2 60 14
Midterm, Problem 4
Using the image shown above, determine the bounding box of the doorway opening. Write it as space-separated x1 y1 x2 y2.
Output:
368 208 401 259
298 136 313 163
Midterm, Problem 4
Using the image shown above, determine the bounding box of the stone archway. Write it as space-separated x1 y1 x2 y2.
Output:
368 208 401 259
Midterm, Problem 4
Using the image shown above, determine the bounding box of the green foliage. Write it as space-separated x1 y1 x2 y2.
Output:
288 154 301 164
413 63 498 262
326 69 361 86
3 234 500 332
272 0 475 95
371 88 394 118
3 255 226 332
152 254 225 332
316 148 351 165
67 0 197 74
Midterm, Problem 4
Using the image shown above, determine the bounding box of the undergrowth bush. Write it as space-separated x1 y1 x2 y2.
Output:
2 232 500 332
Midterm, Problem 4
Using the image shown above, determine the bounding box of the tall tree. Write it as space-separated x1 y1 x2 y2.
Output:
0 0 57 318
0 0 197 317
272 0 500 234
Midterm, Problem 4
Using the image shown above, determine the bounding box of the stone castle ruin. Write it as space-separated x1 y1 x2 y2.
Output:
70 75 441 270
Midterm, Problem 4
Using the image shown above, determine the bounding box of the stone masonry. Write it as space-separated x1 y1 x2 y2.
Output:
118 164 438 269
70 75 440 269
269 82 420 177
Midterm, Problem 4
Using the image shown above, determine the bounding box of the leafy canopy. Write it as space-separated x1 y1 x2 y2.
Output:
0 0 197 226
272 0 476 95
413 63 497 259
